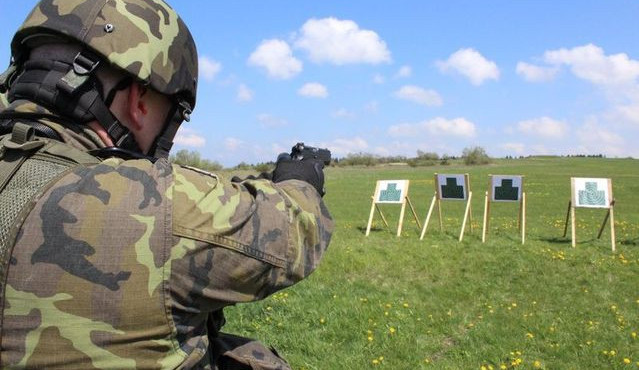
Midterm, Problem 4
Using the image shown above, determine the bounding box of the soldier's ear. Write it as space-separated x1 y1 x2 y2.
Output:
126 82 148 131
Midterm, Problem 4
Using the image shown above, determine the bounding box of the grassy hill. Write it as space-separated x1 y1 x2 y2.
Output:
224 157 639 369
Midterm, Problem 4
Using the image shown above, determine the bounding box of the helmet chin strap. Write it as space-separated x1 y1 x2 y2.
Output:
148 99 191 159
6 50 143 153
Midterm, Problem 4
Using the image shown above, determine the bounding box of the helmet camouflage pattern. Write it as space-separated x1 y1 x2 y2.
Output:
12 0 198 108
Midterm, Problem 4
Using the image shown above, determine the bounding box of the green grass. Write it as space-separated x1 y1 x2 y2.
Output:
223 157 639 369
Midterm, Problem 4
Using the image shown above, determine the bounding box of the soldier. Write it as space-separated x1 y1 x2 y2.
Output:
0 0 333 369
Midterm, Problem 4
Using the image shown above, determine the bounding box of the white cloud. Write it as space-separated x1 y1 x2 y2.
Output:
576 119 626 156
388 117 476 137
612 103 639 125
257 113 289 128
237 84 254 102
298 82 328 98
437 48 500 85
501 142 526 154
248 39 302 79
224 137 243 151
174 128 206 148
199 56 221 82
395 65 412 78
393 85 443 106
543 44 639 86
331 108 356 119
294 17 391 65
516 117 568 138
364 100 379 113
516 62 558 82
325 137 369 156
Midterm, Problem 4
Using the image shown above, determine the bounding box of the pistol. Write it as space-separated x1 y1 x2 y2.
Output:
290 142 331 165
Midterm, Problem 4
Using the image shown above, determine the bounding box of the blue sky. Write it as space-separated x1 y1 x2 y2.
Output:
1 1 638 166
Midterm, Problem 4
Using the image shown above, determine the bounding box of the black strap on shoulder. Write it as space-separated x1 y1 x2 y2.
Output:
0 117 61 141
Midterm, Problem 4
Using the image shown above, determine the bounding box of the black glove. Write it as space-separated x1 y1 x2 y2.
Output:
272 153 325 196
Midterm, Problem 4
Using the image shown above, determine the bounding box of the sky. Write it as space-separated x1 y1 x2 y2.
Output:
1 1 638 166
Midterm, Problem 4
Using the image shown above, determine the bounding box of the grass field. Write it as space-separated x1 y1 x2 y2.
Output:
224 157 639 369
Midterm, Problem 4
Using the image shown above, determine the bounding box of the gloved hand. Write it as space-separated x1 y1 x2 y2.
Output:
272 153 325 196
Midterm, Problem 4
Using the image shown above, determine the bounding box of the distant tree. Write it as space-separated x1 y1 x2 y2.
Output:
416 150 439 160
462 146 491 165
234 162 252 170
408 150 439 167
170 149 223 172
254 162 274 173
338 152 379 166
440 154 452 166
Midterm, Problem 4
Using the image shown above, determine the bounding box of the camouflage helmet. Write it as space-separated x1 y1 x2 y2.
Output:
11 0 198 108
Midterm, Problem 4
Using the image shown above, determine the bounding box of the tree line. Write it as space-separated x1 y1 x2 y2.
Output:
169 146 492 171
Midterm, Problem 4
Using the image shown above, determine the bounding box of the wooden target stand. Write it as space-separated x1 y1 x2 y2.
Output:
563 177 616 252
481 175 526 244
365 180 421 237
420 173 473 242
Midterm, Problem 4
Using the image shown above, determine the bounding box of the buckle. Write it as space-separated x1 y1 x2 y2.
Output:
72 52 100 75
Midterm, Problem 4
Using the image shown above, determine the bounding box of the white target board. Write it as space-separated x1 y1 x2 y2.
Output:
373 180 409 204
572 177 612 209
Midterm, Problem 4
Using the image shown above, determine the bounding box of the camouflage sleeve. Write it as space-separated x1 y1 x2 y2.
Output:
171 165 333 304
0 91 8 110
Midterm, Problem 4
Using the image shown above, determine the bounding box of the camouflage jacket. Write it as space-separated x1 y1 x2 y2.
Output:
0 101 333 369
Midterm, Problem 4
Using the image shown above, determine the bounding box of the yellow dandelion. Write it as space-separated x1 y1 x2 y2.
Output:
320 318 325 324
481 366 487 370
403 303 409 308
610 350 617 356
500 365 507 370
623 358 631 364
533 360 542 368
367 336 374 342
526 332 534 339
632 332 637 338
389 327 396 334
385 311 389 316
378 356 384 361
372 359 379 365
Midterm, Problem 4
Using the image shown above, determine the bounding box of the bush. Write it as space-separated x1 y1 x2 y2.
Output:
254 162 274 173
337 153 380 167
170 149 223 172
462 146 491 165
